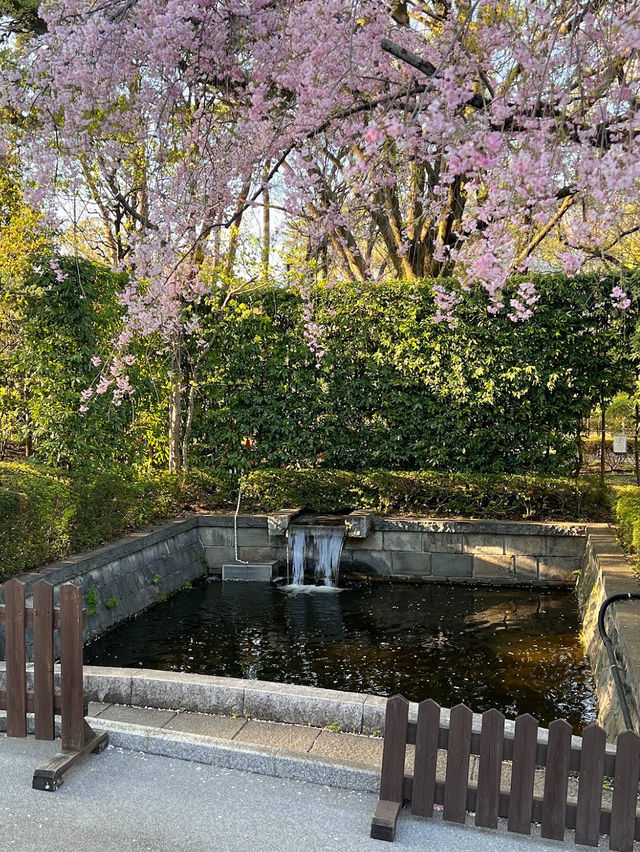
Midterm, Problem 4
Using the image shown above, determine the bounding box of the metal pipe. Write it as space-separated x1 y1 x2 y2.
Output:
597 593 640 732
234 487 249 565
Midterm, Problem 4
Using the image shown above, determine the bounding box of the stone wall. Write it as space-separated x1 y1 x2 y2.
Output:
0 517 206 658
201 514 586 587
576 526 640 739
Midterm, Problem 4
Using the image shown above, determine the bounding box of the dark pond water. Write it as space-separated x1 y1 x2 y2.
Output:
84 580 597 729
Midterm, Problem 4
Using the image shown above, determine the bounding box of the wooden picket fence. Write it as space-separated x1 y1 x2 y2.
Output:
0 578 108 790
371 695 640 852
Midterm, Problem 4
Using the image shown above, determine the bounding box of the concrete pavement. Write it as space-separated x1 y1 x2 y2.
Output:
0 735 607 852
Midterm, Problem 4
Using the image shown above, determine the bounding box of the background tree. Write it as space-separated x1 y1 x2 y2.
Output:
2 0 640 470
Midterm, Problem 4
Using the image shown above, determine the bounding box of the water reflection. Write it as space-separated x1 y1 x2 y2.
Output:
84 580 597 728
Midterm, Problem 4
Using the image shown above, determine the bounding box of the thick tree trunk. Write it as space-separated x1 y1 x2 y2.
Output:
182 380 197 473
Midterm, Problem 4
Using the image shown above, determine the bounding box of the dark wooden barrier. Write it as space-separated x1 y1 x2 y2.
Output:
371 695 640 851
0 578 108 790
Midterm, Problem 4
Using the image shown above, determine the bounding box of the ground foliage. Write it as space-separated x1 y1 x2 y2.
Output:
613 486 640 572
0 462 234 578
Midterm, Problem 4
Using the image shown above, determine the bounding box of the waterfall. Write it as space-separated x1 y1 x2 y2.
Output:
287 525 345 587
290 528 306 585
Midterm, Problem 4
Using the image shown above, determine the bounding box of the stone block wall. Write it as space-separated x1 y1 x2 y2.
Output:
338 519 585 585
576 526 640 739
0 512 590 659
196 515 587 586
0 517 206 658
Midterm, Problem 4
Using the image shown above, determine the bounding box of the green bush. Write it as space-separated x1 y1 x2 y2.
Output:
0 461 234 580
241 468 610 521
613 487 640 566
193 274 635 475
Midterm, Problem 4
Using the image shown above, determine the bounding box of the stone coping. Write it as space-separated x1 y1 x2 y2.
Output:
201 512 588 537
0 664 608 749
0 668 614 801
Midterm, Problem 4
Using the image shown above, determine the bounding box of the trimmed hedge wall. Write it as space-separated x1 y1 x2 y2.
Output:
0 462 234 580
241 468 609 522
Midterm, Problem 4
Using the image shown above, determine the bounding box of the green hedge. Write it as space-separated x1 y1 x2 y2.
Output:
613 487 640 569
0 462 234 580
241 469 610 522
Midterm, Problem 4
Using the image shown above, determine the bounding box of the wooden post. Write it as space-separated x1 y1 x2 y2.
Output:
540 719 572 841
32 582 109 791
609 730 640 852
33 581 55 741
370 696 409 841
5 579 27 738
443 704 472 824
60 584 85 752
0 579 108 791
575 722 606 848
507 714 538 835
475 708 505 829
411 698 440 818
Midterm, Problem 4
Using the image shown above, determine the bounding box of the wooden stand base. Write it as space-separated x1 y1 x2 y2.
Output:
370 799 402 841
32 729 109 792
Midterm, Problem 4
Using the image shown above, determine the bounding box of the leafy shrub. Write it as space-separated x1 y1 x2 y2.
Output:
241 468 610 522
0 461 235 580
193 274 634 475
613 487 640 565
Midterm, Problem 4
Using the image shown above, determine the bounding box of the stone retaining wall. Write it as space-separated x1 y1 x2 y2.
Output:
0 517 206 657
576 526 640 739
202 514 587 586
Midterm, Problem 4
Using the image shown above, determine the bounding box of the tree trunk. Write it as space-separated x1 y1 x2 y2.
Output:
168 346 183 473
182 380 197 473
600 403 606 488
261 167 270 283
635 401 639 486
576 416 583 476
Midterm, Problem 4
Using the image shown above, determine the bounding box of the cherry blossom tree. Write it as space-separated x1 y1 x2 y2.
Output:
3 0 640 468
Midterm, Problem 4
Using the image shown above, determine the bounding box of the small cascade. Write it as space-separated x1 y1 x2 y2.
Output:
290 527 306 585
287 524 345 587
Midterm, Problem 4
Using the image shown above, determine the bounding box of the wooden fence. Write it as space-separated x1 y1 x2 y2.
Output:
0 578 108 790
371 695 640 852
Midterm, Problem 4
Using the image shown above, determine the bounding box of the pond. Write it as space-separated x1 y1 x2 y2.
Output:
84 579 597 729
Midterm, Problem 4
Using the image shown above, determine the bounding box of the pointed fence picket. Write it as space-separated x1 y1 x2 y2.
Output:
0 578 108 790
371 695 640 851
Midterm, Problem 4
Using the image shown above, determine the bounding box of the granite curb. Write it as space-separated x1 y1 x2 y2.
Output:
0 710 380 793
